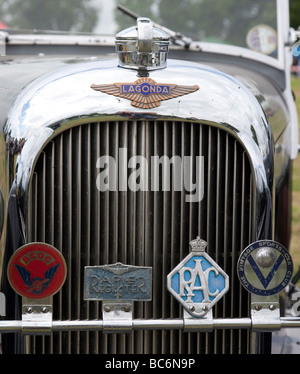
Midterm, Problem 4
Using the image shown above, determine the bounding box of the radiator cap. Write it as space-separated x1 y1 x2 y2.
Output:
115 17 170 75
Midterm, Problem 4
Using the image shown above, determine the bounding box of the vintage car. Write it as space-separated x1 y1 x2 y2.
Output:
0 0 299 355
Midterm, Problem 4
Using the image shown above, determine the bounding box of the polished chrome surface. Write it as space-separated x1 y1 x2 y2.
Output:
0 56 277 354
3 316 300 334
4 58 273 231
27 119 254 353
115 17 169 73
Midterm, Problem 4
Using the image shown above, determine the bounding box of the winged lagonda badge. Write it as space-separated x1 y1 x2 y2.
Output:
91 77 199 109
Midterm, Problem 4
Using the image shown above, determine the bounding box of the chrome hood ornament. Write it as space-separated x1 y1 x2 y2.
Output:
115 17 170 76
91 17 199 109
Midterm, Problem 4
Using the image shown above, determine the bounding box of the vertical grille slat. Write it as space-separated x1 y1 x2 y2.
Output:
28 120 255 354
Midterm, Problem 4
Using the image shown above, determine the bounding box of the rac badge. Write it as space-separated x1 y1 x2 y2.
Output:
167 237 229 318
91 77 199 109
237 240 293 296
7 243 67 299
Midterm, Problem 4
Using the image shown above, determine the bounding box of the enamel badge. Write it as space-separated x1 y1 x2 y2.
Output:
167 237 229 317
91 77 199 109
7 243 67 299
237 240 293 296
84 262 152 301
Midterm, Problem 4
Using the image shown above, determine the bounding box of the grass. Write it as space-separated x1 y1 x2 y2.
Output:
290 76 300 269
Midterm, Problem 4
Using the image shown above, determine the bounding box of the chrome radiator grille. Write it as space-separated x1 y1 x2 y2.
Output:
28 119 255 354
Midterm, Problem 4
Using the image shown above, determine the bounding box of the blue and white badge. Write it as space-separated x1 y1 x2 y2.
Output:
167 237 229 317
237 240 293 296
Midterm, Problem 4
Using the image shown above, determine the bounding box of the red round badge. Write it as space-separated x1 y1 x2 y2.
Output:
7 243 67 299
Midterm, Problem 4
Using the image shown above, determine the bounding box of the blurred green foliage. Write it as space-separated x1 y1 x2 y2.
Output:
0 0 98 32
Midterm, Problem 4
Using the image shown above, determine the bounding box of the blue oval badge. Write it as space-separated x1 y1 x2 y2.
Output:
237 240 293 296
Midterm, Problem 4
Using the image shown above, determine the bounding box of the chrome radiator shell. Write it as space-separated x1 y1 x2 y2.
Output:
1 58 275 354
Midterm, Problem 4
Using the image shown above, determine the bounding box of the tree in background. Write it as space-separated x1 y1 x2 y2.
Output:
116 0 156 32
1 0 298 37
290 0 300 30
116 0 277 48
165 0 275 41
0 0 98 32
